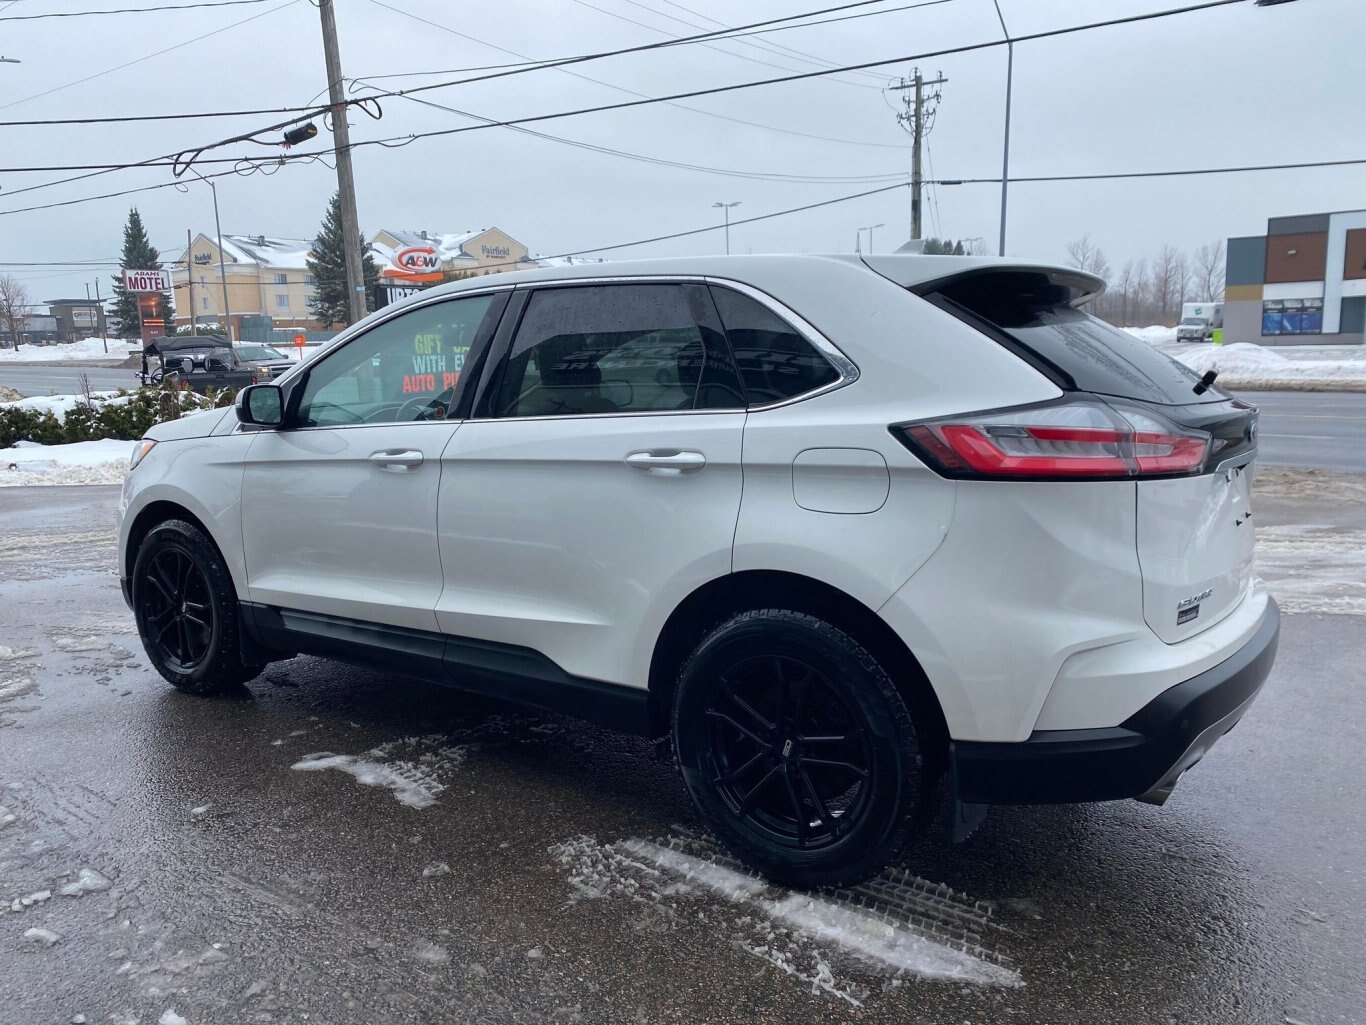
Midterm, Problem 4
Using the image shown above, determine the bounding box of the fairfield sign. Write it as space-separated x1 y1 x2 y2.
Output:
123 268 173 292
386 245 443 283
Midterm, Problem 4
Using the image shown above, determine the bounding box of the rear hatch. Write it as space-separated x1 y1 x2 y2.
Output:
898 264 1259 643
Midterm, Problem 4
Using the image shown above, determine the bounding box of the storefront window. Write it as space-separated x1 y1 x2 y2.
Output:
1262 298 1323 336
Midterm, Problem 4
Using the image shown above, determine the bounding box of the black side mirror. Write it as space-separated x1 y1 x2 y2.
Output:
237 384 284 427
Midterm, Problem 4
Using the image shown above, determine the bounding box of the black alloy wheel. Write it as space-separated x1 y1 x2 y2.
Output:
132 519 263 694
705 655 874 851
674 609 927 888
139 547 214 672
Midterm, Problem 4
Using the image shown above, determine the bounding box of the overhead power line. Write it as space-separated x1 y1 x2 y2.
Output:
0 0 300 111
0 0 273 22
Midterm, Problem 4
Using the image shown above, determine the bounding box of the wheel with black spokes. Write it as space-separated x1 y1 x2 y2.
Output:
132 519 261 694
674 609 926 888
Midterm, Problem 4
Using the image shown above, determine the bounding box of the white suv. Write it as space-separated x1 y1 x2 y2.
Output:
117 255 1279 887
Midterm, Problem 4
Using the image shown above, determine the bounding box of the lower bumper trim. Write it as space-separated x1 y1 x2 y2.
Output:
951 596 1279 805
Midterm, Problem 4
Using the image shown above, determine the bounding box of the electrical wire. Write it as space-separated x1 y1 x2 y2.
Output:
0 0 301 112
362 84 908 185
0 0 274 22
565 0 885 91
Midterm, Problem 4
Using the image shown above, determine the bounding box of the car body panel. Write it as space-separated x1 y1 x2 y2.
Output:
434 411 745 687
239 422 460 631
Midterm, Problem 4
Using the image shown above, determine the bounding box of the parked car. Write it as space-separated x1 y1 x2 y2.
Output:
116 255 1278 887
140 335 259 393
233 342 295 380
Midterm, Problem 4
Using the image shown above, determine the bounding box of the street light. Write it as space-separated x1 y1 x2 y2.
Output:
0 57 21 64
991 0 1012 258
713 201 741 255
183 167 234 341
858 223 885 255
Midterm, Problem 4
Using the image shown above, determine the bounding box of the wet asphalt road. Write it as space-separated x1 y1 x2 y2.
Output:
0 364 140 396
1244 391 1366 473
1 484 1364 1024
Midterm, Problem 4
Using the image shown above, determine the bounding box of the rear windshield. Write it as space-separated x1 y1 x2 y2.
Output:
928 271 1224 405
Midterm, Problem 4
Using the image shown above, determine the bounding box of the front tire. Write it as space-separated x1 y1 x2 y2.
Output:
132 519 261 695
673 609 926 888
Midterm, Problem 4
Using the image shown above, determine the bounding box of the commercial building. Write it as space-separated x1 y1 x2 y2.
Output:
172 234 320 336
1225 210 1366 345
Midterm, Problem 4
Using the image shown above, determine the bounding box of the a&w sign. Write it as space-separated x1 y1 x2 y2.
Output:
123 268 173 292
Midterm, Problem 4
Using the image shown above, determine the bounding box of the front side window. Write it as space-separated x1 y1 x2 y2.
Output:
296 294 495 427
709 286 840 406
491 284 734 417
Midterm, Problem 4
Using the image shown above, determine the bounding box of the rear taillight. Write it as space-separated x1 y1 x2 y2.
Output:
895 398 1210 480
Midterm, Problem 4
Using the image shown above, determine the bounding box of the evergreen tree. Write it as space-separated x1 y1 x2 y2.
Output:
110 207 174 338
306 192 379 328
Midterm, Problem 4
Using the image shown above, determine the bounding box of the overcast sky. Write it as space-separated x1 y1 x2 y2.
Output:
2 0 1361 298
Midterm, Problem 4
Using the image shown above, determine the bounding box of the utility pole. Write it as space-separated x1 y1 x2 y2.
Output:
186 228 197 334
713 201 741 255
992 0 1013 257
318 0 367 326
891 69 947 242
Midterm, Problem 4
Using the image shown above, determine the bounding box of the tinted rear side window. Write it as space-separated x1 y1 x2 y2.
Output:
931 271 1221 405
709 286 839 406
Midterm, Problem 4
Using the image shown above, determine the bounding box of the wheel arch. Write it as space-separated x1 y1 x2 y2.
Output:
647 570 950 766
124 500 229 583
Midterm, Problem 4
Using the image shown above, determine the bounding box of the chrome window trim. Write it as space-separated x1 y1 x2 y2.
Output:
702 276 860 411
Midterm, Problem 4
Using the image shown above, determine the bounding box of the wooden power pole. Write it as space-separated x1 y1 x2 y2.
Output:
891 69 948 242
317 0 367 326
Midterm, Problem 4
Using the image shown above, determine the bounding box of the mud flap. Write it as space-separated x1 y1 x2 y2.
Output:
949 759 989 843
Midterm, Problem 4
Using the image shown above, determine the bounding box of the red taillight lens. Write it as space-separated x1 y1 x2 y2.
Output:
898 400 1209 480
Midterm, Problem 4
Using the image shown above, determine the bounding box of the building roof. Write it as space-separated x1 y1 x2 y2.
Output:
217 234 313 270
370 229 485 266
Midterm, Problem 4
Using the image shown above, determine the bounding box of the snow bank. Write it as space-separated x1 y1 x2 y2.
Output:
1 438 129 487
1123 325 1177 346
0 391 124 420
1167 342 1366 390
0 337 132 362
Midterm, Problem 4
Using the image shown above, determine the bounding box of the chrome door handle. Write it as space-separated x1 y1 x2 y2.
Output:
624 450 706 473
369 449 424 469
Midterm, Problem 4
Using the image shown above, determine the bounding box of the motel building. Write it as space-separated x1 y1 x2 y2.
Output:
172 234 320 336
1224 209 1366 345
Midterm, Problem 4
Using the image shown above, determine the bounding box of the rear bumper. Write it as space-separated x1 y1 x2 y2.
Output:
951 595 1279 804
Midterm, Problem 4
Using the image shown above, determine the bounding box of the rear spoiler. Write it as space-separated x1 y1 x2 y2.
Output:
860 257 1106 309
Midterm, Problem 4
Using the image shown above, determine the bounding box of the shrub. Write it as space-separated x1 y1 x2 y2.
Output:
1 382 232 448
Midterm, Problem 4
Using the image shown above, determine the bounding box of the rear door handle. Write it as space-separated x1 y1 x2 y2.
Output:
624 450 706 473
369 449 424 470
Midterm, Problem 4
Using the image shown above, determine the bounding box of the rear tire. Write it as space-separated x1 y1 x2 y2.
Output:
673 609 926 888
132 519 261 695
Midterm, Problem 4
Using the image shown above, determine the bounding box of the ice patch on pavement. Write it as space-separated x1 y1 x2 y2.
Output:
60 868 113 896
52 636 110 653
0 676 37 701
1257 525 1366 616
23 927 61 947
0 646 37 662
292 752 445 809
159 1010 189 1025
550 833 1019 1006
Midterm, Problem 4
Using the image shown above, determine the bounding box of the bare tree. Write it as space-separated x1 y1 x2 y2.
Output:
964 237 991 256
1065 234 1114 318
1191 240 1226 301
0 274 30 351
1114 258 1145 326
1150 245 1184 324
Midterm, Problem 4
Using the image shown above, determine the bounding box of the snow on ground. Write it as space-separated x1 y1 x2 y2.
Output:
1123 325 1177 346
0 338 132 362
0 391 124 420
1122 327 1366 390
551 832 1020 1005
1 439 129 487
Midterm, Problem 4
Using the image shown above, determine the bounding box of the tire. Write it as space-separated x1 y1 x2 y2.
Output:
672 609 926 889
131 519 261 695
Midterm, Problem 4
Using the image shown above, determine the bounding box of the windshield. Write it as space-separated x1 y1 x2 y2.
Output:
1180 318 1208 326
235 344 287 360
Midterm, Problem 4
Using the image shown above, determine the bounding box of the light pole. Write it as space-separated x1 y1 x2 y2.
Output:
713 201 741 255
0 57 20 64
992 0 1013 258
858 223 885 256
185 167 234 340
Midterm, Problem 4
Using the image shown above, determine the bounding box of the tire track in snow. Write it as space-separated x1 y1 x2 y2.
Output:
550 832 1019 1006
